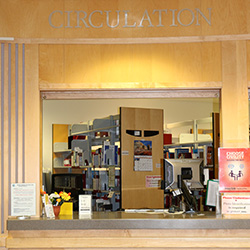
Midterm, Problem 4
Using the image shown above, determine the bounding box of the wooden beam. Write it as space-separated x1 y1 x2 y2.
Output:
6 34 250 45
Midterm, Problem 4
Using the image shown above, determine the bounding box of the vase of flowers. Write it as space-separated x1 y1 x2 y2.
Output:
49 191 71 217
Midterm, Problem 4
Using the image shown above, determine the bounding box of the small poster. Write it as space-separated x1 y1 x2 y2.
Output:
146 175 161 188
134 140 153 171
11 183 36 217
219 148 250 192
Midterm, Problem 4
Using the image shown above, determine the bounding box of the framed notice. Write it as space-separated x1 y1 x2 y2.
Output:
11 183 36 217
219 148 250 192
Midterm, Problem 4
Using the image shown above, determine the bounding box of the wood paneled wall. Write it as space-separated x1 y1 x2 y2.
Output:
0 44 40 236
39 43 222 89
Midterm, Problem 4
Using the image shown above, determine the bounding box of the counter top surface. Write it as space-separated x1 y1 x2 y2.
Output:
7 211 250 230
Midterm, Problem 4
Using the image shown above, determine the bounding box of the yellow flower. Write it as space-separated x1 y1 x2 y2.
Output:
65 196 70 201
60 191 71 201
56 198 61 203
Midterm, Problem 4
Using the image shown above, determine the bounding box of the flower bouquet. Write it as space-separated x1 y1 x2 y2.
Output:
49 191 71 216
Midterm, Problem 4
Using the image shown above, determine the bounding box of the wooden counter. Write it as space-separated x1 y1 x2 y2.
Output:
6 211 250 249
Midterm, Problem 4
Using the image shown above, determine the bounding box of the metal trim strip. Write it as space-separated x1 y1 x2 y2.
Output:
15 44 18 183
1 43 4 234
8 44 11 215
22 44 25 182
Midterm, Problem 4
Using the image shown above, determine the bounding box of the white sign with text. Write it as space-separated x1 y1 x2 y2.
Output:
11 183 36 216
222 195 250 214
79 195 92 215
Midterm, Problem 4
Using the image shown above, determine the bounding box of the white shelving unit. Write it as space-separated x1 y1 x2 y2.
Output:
53 145 71 168
164 117 213 167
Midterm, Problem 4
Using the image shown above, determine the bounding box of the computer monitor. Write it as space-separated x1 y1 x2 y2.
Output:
163 158 204 190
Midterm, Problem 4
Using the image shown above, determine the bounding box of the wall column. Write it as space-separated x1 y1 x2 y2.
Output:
221 41 249 148
0 43 40 239
24 45 40 215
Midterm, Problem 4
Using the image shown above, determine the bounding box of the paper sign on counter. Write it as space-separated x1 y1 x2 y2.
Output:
79 195 92 215
222 195 250 214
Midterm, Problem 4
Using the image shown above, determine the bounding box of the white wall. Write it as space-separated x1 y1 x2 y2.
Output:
43 98 219 172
